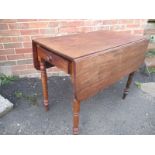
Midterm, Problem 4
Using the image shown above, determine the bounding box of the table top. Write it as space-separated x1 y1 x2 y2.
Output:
33 30 146 60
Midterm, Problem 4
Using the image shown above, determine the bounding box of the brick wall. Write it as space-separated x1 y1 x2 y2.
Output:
0 19 148 77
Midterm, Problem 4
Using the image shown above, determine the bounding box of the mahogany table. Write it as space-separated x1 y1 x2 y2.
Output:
32 30 149 134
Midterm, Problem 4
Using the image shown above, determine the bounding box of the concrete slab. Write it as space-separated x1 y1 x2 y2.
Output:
141 82 155 97
145 57 155 67
0 95 13 117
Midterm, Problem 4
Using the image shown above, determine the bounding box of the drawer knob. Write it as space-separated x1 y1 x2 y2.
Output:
47 56 52 61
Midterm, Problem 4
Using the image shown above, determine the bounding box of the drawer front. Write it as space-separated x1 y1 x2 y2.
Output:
37 45 69 73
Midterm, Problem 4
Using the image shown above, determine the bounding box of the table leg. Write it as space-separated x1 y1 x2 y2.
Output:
122 72 135 99
72 99 80 135
40 59 49 111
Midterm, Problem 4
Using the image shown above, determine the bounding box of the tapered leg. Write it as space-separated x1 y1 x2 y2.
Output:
122 72 135 99
72 99 80 135
40 59 49 111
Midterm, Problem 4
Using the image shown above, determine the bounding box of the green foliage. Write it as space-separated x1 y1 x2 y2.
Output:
14 91 23 98
145 67 155 74
145 50 155 57
14 91 38 105
0 74 19 86
145 50 155 74
135 81 142 88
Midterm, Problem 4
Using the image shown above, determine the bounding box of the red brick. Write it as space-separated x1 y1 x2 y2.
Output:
102 20 118 25
17 23 28 29
19 36 30 42
133 19 141 24
23 42 32 48
59 27 79 33
134 19 147 25
83 20 94 26
0 36 30 43
7 54 24 60
141 19 148 25
78 26 94 32
84 20 103 26
94 25 110 31
4 43 22 49
126 24 141 28
26 64 34 69
0 60 16 66
37 19 51 21
17 59 32 65
118 19 134 24
20 22 49 29
40 28 58 35
0 19 17 23
48 21 59 27
16 48 32 54
0 44 3 49
92 20 104 26
24 53 32 59
0 37 20 43
0 55 6 61
31 35 51 40
59 20 84 27
0 24 8 30
8 23 20 29
0 37 13 43
110 25 126 31
12 64 27 71
0 49 15 55
17 19 38 22
11 36 30 42
0 30 21 36
0 19 148 77
13 69 37 75
20 29 40 35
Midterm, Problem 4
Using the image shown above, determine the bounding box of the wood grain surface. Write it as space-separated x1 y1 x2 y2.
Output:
33 30 146 60
73 39 149 101
32 30 149 134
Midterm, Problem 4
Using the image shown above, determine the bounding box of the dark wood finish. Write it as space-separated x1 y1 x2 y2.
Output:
72 99 80 135
74 39 148 101
39 57 49 111
32 41 40 70
32 30 149 134
33 31 146 60
37 45 69 73
122 72 135 99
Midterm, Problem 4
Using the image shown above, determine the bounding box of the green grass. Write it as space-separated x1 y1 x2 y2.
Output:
145 50 155 57
135 81 142 88
14 91 38 105
0 74 19 86
145 67 155 74
14 91 23 98
145 49 155 74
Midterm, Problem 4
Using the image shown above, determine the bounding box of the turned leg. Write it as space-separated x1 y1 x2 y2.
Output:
40 59 49 111
122 72 135 99
72 99 80 135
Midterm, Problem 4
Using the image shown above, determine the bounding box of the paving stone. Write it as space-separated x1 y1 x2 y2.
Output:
0 95 13 117
145 57 155 67
141 82 155 97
